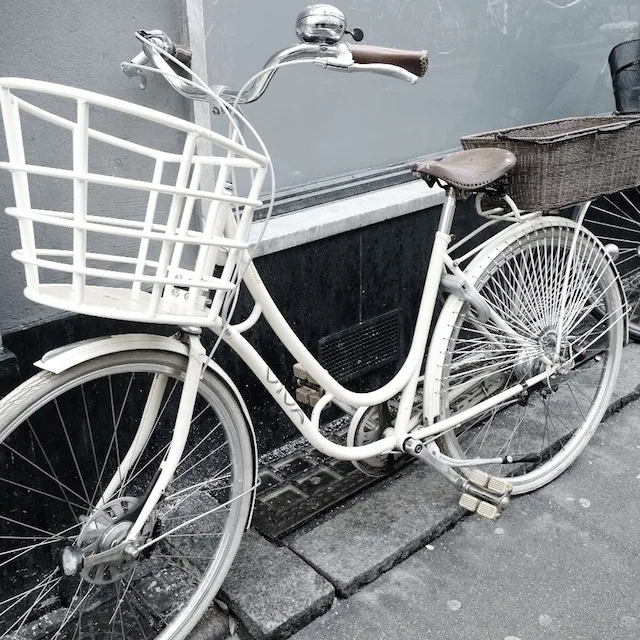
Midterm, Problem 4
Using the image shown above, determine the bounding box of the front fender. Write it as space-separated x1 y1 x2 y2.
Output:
37 333 259 527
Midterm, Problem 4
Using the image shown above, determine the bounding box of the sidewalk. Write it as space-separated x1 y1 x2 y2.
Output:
204 343 640 640
291 387 640 640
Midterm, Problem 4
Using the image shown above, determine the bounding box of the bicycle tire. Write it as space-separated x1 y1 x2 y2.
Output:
575 188 640 339
432 218 624 494
0 350 254 640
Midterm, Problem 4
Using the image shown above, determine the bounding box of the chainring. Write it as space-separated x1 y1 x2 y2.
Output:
347 402 405 477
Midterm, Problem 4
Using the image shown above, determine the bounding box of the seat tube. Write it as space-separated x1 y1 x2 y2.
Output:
394 187 458 439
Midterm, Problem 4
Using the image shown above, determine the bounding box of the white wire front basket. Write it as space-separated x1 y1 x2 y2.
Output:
0 78 269 326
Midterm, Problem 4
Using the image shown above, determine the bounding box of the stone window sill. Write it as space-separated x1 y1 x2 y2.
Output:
248 180 444 257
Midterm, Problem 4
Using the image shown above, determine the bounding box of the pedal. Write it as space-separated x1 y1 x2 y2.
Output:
293 363 323 407
459 494 502 520
293 362 318 386
468 469 512 497
487 476 512 496
468 469 490 488
403 438 512 520
295 385 322 408
477 501 501 520
459 493 480 513
461 470 512 519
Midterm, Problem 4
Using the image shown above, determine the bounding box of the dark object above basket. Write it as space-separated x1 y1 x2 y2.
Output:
461 115 640 211
609 38 640 115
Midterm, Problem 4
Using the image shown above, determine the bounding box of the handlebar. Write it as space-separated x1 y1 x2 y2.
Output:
122 26 428 107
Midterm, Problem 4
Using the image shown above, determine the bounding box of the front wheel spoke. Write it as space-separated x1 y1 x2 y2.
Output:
123 440 171 490
171 431 227 485
0 567 60 617
125 594 152 640
54 399 91 507
0 475 87 514
164 464 232 505
139 484 254 555
1 440 91 508
2 568 62 636
109 568 138 627
50 581 90 640
0 537 67 568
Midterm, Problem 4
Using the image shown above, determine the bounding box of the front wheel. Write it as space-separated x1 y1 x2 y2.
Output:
432 219 624 494
0 350 255 640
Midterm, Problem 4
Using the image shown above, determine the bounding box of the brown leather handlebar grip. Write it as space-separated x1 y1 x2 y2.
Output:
348 45 429 77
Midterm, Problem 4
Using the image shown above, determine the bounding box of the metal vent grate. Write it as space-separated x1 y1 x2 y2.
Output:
318 309 401 383
251 417 411 538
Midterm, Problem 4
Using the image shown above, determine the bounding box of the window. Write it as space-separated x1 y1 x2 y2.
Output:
198 0 638 202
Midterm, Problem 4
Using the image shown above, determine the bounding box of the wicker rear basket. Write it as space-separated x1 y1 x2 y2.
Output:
461 115 640 211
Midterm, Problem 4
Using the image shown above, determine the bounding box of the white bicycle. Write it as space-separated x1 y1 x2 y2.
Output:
0 5 627 640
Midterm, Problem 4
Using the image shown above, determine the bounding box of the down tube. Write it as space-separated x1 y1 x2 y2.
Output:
219 325 397 461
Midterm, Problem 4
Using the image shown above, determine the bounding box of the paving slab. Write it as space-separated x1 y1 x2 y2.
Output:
221 530 335 640
609 341 640 407
525 399 640 556
190 603 234 640
290 414 640 640
285 463 463 597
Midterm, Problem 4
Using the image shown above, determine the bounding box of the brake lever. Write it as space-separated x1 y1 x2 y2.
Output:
122 29 188 92
121 52 150 89
349 63 418 84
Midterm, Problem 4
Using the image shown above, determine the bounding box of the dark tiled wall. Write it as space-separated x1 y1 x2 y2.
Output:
2 200 477 455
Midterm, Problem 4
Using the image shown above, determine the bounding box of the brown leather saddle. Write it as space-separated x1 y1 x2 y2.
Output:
412 148 516 191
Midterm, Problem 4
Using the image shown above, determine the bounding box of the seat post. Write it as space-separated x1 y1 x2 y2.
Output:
437 187 457 236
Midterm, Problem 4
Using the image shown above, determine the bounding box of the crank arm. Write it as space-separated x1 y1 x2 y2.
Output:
403 438 512 520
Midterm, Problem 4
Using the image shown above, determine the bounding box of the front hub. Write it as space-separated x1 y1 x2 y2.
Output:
62 497 153 585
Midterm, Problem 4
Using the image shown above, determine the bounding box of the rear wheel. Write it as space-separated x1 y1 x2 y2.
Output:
433 220 624 494
577 188 640 339
0 350 255 640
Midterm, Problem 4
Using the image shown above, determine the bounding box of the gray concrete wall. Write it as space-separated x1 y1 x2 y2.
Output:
0 0 189 332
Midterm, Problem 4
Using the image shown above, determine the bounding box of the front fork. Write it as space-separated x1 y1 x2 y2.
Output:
90 332 206 548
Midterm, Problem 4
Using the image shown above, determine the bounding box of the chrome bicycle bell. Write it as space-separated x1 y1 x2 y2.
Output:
295 4 346 44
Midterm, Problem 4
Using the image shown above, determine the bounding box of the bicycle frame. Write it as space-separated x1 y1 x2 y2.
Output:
209 191 562 461
81 188 558 519
82 190 626 553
